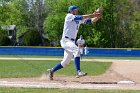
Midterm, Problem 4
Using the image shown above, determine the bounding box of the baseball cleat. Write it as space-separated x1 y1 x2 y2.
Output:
47 69 54 80
76 70 87 78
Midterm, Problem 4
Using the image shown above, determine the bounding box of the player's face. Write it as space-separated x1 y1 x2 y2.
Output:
73 9 78 15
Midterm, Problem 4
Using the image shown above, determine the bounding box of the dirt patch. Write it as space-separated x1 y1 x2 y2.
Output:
110 60 140 83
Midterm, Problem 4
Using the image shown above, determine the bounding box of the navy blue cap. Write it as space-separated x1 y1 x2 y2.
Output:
68 5 78 12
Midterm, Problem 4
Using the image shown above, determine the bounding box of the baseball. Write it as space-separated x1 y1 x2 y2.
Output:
96 8 103 14
96 8 100 12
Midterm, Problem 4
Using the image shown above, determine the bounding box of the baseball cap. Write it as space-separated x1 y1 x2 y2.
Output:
68 5 78 12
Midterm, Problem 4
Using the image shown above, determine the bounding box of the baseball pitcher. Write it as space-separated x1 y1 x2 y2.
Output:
47 5 102 80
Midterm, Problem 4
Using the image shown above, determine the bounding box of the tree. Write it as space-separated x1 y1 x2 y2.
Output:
0 0 11 25
23 29 42 46
0 29 11 46
44 13 65 46
1 0 139 47
23 0 47 34
1 0 47 41
0 0 28 38
130 0 140 47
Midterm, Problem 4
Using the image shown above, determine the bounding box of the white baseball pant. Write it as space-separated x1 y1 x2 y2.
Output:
60 38 80 67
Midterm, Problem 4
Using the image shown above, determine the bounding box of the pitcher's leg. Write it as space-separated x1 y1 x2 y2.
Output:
50 50 72 73
51 63 63 73
72 45 81 72
72 45 87 78
61 50 73 67
48 50 73 80
63 40 86 77
74 57 80 72
63 40 87 78
74 56 87 78
48 63 63 80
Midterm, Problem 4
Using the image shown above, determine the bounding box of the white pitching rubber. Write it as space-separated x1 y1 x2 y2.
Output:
117 80 135 85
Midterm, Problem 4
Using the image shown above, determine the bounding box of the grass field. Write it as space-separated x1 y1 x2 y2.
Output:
0 56 140 92
0 55 140 60
0 87 140 93
0 60 111 78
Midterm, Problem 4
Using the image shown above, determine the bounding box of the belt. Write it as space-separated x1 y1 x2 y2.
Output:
65 36 75 41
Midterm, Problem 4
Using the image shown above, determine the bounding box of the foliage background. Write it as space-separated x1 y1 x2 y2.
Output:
0 0 140 47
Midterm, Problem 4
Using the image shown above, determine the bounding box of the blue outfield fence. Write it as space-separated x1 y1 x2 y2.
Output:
0 47 140 57
0 47 64 56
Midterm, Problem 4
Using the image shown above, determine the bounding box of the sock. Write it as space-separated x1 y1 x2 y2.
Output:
80 54 83 59
74 57 81 72
51 63 63 73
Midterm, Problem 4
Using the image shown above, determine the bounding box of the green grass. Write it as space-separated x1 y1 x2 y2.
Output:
0 60 111 78
0 55 140 60
0 87 140 93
